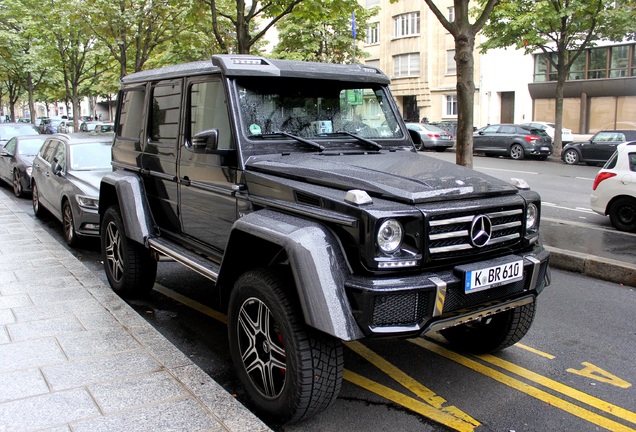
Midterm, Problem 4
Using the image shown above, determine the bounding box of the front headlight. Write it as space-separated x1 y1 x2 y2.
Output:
526 203 539 231
377 219 403 254
76 194 99 209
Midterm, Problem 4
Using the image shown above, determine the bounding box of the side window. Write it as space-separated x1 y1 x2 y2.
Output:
149 81 181 145
500 126 516 134
189 80 233 150
118 88 146 140
51 142 67 171
629 153 636 172
482 125 499 134
5 138 16 155
40 141 55 163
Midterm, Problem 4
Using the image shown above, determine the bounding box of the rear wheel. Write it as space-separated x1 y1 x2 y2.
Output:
228 268 343 424
609 197 636 232
563 148 580 165
101 205 156 296
509 144 525 160
13 169 23 197
440 302 536 354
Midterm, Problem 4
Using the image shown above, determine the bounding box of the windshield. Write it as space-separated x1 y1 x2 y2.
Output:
69 142 112 171
18 139 45 155
236 77 403 141
0 125 39 140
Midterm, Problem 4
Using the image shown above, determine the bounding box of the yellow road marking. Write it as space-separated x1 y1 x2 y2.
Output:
412 338 636 432
478 355 636 424
515 343 556 359
346 341 480 428
567 362 633 389
154 284 228 324
343 370 476 432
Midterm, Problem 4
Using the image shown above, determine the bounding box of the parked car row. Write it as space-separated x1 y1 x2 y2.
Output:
0 131 115 247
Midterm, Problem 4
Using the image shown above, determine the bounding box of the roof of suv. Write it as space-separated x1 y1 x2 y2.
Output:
121 55 390 85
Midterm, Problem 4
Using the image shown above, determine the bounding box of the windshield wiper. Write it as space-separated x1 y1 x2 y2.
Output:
322 131 382 150
259 131 324 151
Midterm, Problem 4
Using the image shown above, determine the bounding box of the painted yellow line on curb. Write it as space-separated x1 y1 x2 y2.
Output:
478 354 636 424
343 370 476 432
154 284 228 324
346 341 480 429
412 338 636 432
515 343 555 359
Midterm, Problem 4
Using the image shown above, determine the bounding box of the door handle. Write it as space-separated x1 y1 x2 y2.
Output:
181 176 191 187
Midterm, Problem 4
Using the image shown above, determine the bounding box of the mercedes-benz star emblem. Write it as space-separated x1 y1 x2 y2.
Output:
470 215 492 247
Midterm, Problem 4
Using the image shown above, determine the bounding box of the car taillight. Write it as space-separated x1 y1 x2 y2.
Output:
427 133 440 138
592 172 617 190
524 135 539 142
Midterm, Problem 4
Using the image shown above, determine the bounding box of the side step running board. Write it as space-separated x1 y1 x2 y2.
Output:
148 238 220 283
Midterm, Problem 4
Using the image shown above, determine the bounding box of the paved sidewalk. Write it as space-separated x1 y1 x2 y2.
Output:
0 193 271 431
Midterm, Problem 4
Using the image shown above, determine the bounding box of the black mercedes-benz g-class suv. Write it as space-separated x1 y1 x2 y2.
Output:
98 54 550 424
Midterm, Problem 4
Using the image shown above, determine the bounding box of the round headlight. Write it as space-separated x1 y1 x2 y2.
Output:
377 219 403 254
527 203 538 230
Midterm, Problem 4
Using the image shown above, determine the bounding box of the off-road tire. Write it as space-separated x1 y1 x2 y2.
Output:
228 268 343 424
440 302 536 354
101 205 157 296
609 197 636 232
509 144 525 160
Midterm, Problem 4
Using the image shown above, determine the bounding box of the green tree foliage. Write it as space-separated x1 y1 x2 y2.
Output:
83 0 196 78
423 0 500 168
479 0 635 155
198 0 304 54
272 0 375 64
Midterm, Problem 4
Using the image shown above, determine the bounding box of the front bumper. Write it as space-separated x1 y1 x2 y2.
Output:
345 245 550 337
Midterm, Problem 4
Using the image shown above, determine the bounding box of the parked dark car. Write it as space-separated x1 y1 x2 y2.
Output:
31 133 113 246
406 122 455 151
473 123 553 160
0 135 46 197
42 119 73 134
562 130 636 165
0 123 40 146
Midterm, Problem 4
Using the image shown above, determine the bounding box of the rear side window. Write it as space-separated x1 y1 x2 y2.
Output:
499 125 516 134
118 88 146 140
629 153 636 172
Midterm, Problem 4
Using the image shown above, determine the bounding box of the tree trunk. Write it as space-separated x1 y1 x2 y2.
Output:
455 33 476 168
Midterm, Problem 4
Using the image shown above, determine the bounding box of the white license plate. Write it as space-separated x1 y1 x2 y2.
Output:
465 260 524 293
540 146 550 151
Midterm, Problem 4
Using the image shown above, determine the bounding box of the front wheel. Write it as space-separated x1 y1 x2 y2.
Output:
228 268 343 424
13 169 23 197
440 302 536 354
62 199 79 246
609 197 636 232
509 143 525 160
563 149 580 165
101 205 157 296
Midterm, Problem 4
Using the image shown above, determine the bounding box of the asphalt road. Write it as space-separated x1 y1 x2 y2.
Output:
1 152 635 432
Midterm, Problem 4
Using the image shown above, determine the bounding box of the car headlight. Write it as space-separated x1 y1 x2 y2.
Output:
76 195 99 209
526 203 539 231
377 219 403 254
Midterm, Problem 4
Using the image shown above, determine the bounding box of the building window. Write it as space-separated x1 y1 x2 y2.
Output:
446 50 456 75
609 45 629 77
533 54 548 82
448 7 455 22
393 53 420 78
394 12 420 38
445 94 458 116
366 23 379 45
568 52 586 80
588 47 607 79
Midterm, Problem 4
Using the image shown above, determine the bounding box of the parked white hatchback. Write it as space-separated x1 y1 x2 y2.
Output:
522 121 573 144
590 141 636 232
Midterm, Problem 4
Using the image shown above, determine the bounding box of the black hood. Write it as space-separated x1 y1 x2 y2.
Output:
246 151 517 204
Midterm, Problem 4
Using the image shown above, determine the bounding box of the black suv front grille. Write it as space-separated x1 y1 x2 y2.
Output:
428 207 524 260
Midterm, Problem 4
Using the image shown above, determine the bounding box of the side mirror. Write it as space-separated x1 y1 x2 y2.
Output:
191 129 219 153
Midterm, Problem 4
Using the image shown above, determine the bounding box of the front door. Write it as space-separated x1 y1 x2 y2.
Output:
178 78 238 255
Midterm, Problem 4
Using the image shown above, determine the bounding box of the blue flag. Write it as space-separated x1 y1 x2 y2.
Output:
351 11 356 39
